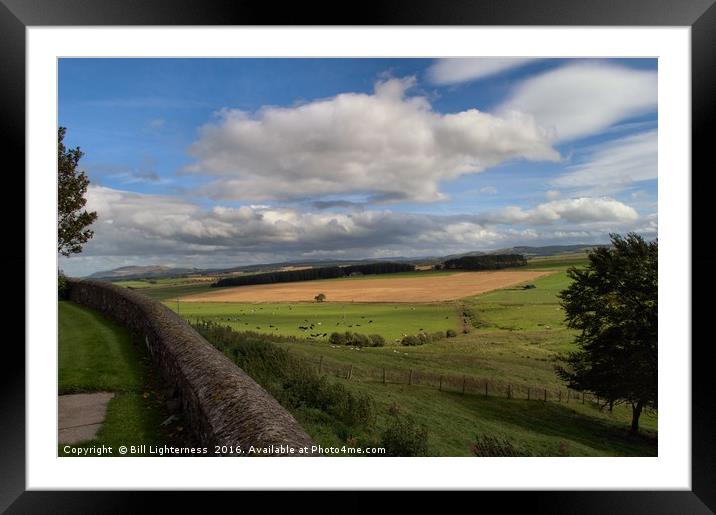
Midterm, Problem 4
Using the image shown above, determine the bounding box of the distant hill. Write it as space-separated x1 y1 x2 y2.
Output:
88 265 197 281
440 250 486 261
486 244 609 257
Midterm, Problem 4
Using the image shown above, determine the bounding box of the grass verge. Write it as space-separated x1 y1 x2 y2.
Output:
58 301 192 455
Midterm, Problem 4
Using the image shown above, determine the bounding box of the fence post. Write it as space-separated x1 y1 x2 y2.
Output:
544 388 547 402
347 365 353 380
408 369 413 386
558 390 562 402
318 356 323 374
382 368 386 385
485 382 488 397
439 375 443 391
567 390 570 403
527 387 530 401
582 392 585 404
462 376 466 395
507 384 511 399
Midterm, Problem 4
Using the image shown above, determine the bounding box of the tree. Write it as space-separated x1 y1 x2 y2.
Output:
556 233 657 433
58 127 97 256
314 293 326 303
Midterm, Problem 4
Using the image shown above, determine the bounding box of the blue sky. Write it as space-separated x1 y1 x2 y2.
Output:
58 58 657 276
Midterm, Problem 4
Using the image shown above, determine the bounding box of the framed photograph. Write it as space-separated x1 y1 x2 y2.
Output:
6 0 713 511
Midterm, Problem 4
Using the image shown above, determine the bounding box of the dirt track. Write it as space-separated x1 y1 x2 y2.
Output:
179 271 551 303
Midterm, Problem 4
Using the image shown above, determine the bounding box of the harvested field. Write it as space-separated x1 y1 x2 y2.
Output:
178 270 551 303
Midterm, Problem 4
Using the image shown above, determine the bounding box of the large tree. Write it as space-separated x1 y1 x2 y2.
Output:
556 233 657 433
58 127 97 256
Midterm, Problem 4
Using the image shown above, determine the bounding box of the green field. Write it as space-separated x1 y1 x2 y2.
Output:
168 301 460 342
166 255 656 456
113 276 214 288
59 302 185 455
129 282 214 301
522 252 591 270
109 253 657 456
310 380 656 456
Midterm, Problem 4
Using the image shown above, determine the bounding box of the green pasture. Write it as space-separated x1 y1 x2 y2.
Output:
313 379 656 456
108 251 658 455
133 283 214 301
174 263 657 454
262 272 579 388
114 276 212 288
523 252 590 271
168 301 460 342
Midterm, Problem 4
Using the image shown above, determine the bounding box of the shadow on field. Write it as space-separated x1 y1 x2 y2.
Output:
444 392 657 456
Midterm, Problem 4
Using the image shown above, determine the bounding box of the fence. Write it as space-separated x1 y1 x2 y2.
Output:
303 353 598 406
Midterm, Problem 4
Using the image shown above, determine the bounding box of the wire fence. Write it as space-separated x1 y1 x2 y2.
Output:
297 353 600 406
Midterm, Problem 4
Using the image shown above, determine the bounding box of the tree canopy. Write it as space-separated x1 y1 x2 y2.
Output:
556 233 657 433
58 127 97 257
212 262 415 288
442 254 527 270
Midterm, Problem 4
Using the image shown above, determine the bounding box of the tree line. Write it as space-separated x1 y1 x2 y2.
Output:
212 262 416 288
440 254 528 270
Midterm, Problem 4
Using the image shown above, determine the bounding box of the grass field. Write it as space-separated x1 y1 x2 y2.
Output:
113 276 216 289
130 282 214 301
168 254 656 456
522 252 591 271
109 252 657 456
58 302 186 455
169 301 460 342
312 380 656 456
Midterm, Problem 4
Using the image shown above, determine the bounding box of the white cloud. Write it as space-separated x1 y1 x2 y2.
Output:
479 186 498 195
61 187 650 276
426 58 538 85
477 197 639 225
185 77 559 203
552 130 657 192
78 186 637 256
497 62 657 141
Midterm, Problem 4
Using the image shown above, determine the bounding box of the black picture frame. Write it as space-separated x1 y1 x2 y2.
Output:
3 0 713 511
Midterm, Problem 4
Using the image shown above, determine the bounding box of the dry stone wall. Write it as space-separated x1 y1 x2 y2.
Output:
67 278 317 456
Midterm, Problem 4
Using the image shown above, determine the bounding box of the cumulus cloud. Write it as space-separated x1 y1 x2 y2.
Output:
551 130 657 192
185 77 559 203
497 62 657 141
426 58 538 85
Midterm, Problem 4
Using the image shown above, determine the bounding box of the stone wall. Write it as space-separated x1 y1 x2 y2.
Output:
67 278 317 456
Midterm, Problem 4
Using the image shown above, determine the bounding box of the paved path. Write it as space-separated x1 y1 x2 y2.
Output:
58 392 114 444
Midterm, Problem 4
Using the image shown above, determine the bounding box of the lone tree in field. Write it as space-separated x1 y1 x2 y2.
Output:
556 233 657 433
314 293 327 303
58 127 97 256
